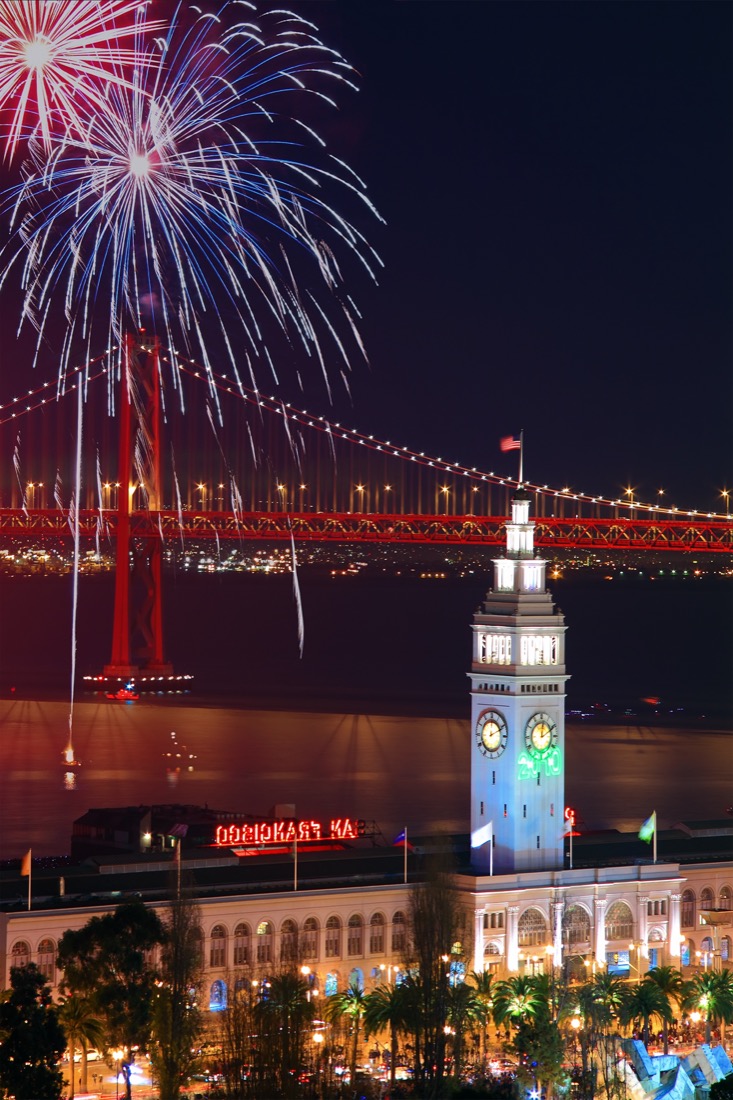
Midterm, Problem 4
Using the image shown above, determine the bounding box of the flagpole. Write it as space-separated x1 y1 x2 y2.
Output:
176 838 181 900
489 822 493 877
519 429 524 485
294 834 298 891
27 853 31 911
653 813 657 864
403 828 408 885
570 824 573 870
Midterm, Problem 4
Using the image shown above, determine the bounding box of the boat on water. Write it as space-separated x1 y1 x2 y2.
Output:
106 685 139 701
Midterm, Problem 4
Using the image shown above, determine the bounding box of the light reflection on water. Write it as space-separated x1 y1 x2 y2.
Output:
0 697 730 859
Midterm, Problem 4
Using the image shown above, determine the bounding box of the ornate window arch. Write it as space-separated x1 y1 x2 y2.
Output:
562 905 591 947
256 921 273 964
325 916 342 958
369 913 385 954
324 971 339 996
518 907 548 947
699 887 715 910
681 889 695 929
484 941 502 968
210 924 227 969
281 918 298 962
302 917 318 960
605 901 634 941
347 914 364 957
391 911 407 954
37 939 56 982
719 887 732 911
648 927 664 943
234 922 251 966
721 936 731 962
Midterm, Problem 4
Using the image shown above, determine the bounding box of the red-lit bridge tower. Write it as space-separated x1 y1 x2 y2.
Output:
103 334 173 682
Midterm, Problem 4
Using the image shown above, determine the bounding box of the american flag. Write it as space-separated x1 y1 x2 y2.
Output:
500 435 521 452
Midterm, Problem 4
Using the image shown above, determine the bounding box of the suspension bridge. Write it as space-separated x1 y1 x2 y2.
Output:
1 340 731 683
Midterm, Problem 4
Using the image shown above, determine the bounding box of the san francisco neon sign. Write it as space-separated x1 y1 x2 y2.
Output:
215 817 366 846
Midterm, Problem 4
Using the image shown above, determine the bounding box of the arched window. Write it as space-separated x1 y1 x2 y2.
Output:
681 890 695 929
700 887 714 911
605 902 634 942
302 917 318 960
324 971 339 996
722 936 731 962
484 942 502 969
11 941 30 969
281 919 298 962
648 928 664 943
680 941 691 967
144 946 159 970
563 906 591 947
719 887 732 911
325 916 342 958
701 935 713 953
256 921 273 964
518 907 547 947
37 939 56 982
369 913 385 954
347 915 364 957
210 925 227 969
234 922 250 966
391 911 406 954
209 979 227 1012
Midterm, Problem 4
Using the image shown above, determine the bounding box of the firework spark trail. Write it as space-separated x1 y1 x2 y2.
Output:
0 0 163 158
289 522 304 658
95 448 104 558
66 382 83 763
2 2 383 402
12 431 27 515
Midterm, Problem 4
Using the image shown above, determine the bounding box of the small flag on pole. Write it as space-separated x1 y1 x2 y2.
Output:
393 830 415 852
638 812 656 842
500 435 521 452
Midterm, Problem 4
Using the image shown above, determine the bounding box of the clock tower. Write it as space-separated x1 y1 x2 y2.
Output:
469 490 568 873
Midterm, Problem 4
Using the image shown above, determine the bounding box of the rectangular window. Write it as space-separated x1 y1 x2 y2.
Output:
480 801 484 815
492 771 496 785
503 804 507 817
536 835 541 848
523 804 527 818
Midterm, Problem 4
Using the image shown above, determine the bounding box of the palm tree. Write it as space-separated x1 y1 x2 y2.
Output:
325 978 368 1088
468 969 494 1066
364 982 410 1091
645 966 684 1053
620 979 673 1047
446 980 488 1082
256 971 315 1093
57 993 105 1098
684 971 733 1046
491 974 545 1033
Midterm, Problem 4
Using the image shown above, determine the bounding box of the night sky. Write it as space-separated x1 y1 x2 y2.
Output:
0 1 730 512
309 0 733 511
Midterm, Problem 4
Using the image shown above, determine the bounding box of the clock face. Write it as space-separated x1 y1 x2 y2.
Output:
475 710 508 758
525 712 558 757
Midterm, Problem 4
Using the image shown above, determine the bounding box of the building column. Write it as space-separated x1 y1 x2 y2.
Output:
637 896 649 960
474 908 485 974
507 905 520 972
594 899 607 967
669 893 681 960
553 902 564 968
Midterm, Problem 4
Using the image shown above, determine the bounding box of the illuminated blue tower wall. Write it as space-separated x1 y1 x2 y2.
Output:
469 491 568 873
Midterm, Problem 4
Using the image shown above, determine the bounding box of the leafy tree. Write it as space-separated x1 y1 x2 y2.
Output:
645 966 684 1053
0 963 66 1100
512 1012 567 1100
468 969 495 1068
710 1074 733 1100
57 899 165 1100
57 993 105 1098
325 978 368 1090
364 981 411 1091
150 886 204 1100
216 972 258 1099
406 855 469 1095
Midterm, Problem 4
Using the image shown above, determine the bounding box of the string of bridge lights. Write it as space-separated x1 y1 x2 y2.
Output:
1 349 730 522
